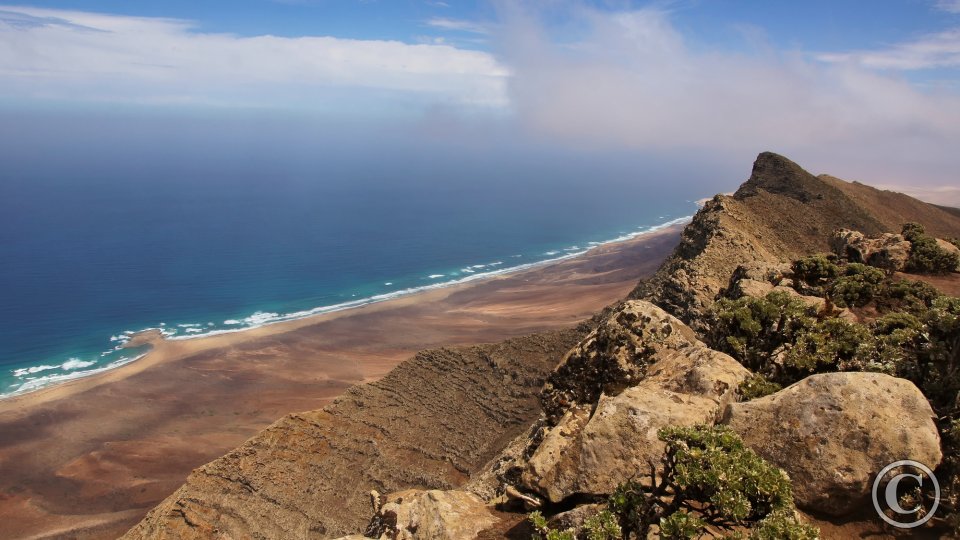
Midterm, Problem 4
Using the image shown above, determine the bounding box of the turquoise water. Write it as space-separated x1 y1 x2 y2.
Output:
0 132 712 398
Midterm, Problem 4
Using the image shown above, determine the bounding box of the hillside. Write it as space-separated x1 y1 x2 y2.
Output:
125 153 960 539
123 327 595 539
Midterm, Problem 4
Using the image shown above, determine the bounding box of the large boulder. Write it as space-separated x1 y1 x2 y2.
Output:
722 372 942 516
368 490 499 540
539 301 699 424
831 229 911 271
522 302 750 502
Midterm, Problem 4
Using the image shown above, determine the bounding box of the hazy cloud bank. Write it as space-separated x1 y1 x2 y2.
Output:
0 5 509 109
489 4 960 188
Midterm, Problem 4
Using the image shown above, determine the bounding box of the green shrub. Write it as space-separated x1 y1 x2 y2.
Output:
604 425 815 539
916 296 960 409
747 509 821 540
584 510 622 540
874 279 942 315
902 222 925 242
707 291 817 374
907 236 959 274
782 317 872 375
828 263 885 307
659 510 705 539
900 223 959 274
738 374 782 401
791 254 840 291
529 511 574 540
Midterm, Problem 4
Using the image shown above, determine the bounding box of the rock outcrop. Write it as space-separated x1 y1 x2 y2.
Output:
830 229 912 271
367 490 500 540
723 372 943 516
520 301 750 503
539 300 698 424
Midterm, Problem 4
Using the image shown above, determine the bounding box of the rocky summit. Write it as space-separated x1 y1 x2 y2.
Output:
126 153 960 539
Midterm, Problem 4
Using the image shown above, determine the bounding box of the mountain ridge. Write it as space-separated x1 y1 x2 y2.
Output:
632 151 960 331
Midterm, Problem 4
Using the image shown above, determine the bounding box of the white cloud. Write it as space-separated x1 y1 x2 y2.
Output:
817 28 960 70
0 5 509 108
494 5 960 187
425 17 489 35
936 0 960 14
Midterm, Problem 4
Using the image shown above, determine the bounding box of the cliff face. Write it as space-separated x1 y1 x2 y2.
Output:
122 328 592 539
125 153 960 539
633 152 960 332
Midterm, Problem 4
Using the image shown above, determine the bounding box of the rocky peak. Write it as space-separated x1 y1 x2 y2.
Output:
734 151 829 203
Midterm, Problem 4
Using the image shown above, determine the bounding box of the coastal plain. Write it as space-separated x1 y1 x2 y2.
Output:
0 224 682 540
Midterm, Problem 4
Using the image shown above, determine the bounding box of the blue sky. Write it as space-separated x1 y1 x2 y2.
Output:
1 1 959 195
9 0 956 49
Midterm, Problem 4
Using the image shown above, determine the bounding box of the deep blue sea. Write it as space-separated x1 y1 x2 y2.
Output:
0 122 724 398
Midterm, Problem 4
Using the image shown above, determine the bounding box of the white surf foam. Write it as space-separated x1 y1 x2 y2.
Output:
11 364 58 377
2 353 147 398
61 358 95 371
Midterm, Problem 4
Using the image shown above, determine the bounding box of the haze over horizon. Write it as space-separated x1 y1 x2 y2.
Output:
1 0 959 200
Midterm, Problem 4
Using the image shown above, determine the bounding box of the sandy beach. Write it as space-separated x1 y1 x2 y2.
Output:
0 224 682 539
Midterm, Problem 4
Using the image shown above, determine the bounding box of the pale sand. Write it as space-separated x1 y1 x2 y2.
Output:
0 225 682 540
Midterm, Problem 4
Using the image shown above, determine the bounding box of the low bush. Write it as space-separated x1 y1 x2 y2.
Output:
874 279 942 315
606 425 817 539
902 223 959 274
791 254 839 292
828 263 885 307
707 291 816 375
737 374 782 401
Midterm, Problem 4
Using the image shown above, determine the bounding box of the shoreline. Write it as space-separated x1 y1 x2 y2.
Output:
0 222 683 540
0 216 691 402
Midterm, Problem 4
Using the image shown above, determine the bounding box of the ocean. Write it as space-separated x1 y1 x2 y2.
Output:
0 130 716 398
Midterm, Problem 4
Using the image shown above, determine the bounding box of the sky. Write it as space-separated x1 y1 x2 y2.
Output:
1 0 959 201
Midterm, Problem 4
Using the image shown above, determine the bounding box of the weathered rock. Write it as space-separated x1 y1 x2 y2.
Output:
830 229 865 258
521 406 591 502
563 387 717 496
539 301 698 424
831 229 911 271
730 262 793 286
369 490 499 540
723 372 942 516
731 278 775 299
773 285 827 312
523 302 750 503
642 345 752 412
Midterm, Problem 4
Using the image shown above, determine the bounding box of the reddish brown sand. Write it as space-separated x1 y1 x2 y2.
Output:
0 225 682 540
